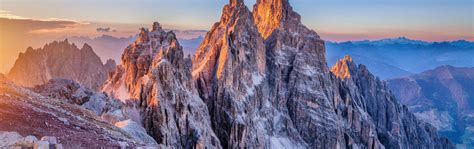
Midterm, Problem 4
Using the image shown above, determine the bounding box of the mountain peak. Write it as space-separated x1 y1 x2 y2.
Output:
152 22 162 31
229 0 244 6
331 55 357 79
8 40 110 90
81 43 93 51
253 0 301 39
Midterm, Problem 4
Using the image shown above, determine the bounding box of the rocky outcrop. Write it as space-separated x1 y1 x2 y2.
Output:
34 79 122 117
0 75 142 148
0 132 64 149
388 66 474 146
7 39 116 90
115 120 158 145
32 79 146 128
103 22 220 148
192 0 453 148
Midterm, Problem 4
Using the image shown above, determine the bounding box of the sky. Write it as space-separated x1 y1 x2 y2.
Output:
0 0 473 73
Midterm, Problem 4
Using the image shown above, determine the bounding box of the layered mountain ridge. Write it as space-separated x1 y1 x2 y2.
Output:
7 39 116 90
388 66 474 146
326 37 474 79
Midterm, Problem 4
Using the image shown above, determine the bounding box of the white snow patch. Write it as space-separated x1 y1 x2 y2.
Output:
252 73 264 85
156 58 169 66
300 64 320 76
245 73 265 97
235 115 245 124
116 82 131 102
269 136 302 149
115 119 157 145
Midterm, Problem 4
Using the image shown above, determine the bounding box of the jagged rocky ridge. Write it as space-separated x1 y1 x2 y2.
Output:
7 39 116 90
103 22 220 148
190 0 453 148
331 56 454 148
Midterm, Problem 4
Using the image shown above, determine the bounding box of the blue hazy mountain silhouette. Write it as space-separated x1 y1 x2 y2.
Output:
326 37 474 79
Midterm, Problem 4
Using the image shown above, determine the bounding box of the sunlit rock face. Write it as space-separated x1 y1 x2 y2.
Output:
102 22 220 148
331 55 355 79
7 39 115 90
253 0 302 39
192 0 454 148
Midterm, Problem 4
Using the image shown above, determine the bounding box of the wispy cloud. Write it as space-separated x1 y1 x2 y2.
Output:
0 10 92 35
0 10 28 20
96 27 117 33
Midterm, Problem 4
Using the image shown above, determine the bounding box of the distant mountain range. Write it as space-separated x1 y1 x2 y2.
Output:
388 65 474 147
7 39 116 90
348 37 474 47
68 35 136 64
326 37 474 79
66 35 473 81
67 34 204 64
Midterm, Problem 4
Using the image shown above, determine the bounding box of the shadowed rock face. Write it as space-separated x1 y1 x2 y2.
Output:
7 39 116 90
103 22 220 148
388 66 474 146
192 0 454 148
332 56 454 149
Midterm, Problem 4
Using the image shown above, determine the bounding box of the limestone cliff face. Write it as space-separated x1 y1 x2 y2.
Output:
191 1 269 147
103 22 220 148
7 39 115 90
192 0 454 148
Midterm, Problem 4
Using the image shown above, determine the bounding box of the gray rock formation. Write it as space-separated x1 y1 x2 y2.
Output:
7 39 116 90
0 132 65 148
34 79 122 117
103 22 220 148
191 0 454 148
0 75 142 148
32 79 158 145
